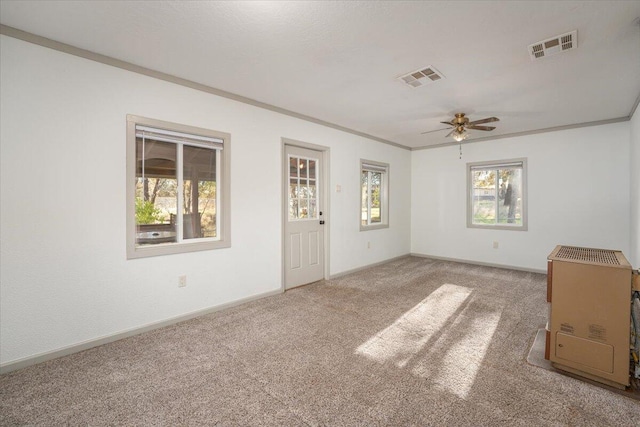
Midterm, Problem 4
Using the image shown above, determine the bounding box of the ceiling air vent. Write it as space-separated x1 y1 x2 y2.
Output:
528 30 577 60
398 66 445 88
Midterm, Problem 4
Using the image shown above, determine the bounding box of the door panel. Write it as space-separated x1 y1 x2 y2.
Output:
285 145 325 289
309 231 319 265
290 233 302 269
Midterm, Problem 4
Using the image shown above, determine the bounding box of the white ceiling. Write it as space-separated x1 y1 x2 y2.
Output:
1 1 639 149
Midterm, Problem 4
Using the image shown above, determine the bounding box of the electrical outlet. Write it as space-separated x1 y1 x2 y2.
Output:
367 241 371 249
178 275 187 287
493 241 499 249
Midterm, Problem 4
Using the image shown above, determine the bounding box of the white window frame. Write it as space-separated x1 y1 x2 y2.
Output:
467 158 527 231
126 115 231 259
360 159 389 231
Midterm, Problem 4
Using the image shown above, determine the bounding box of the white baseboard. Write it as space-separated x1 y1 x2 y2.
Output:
329 254 411 279
0 288 283 375
1 254 542 374
410 252 547 274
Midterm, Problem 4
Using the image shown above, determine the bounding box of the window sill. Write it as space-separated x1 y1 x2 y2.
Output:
127 239 231 259
360 223 389 232
467 223 528 231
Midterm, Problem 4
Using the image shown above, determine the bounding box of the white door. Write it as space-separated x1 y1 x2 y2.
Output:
284 145 324 289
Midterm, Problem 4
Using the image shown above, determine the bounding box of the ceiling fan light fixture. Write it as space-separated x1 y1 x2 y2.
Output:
452 130 468 142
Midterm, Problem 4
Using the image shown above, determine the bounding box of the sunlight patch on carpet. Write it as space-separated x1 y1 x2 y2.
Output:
412 299 502 399
356 284 472 367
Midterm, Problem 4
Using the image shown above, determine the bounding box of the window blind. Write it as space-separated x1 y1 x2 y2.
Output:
136 125 223 150
469 161 522 171
362 163 387 173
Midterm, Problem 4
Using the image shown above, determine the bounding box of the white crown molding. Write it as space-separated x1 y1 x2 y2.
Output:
2 24 638 153
411 117 630 151
0 24 408 151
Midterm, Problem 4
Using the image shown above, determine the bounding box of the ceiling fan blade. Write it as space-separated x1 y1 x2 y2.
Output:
466 125 496 131
440 121 454 126
420 128 450 135
444 129 456 138
467 117 499 125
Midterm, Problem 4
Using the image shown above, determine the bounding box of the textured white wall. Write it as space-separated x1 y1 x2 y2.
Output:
631 106 640 268
327 141 411 274
411 123 632 271
0 36 411 365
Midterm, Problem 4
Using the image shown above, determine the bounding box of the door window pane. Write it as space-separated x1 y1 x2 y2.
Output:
288 155 319 221
289 157 298 178
299 199 309 219
298 182 307 198
289 199 299 219
309 199 317 218
290 178 298 199
299 158 308 179
308 159 316 180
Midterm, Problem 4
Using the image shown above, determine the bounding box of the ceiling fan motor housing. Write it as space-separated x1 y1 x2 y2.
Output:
454 113 469 125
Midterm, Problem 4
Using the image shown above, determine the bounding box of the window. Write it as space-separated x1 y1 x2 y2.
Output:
360 160 389 230
126 115 230 258
467 158 527 230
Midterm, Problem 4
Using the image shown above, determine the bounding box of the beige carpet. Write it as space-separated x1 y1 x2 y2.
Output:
1 257 639 426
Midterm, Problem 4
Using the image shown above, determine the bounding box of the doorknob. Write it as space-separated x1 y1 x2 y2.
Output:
319 220 325 225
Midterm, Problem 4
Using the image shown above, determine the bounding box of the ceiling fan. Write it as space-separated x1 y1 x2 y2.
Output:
422 113 499 142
